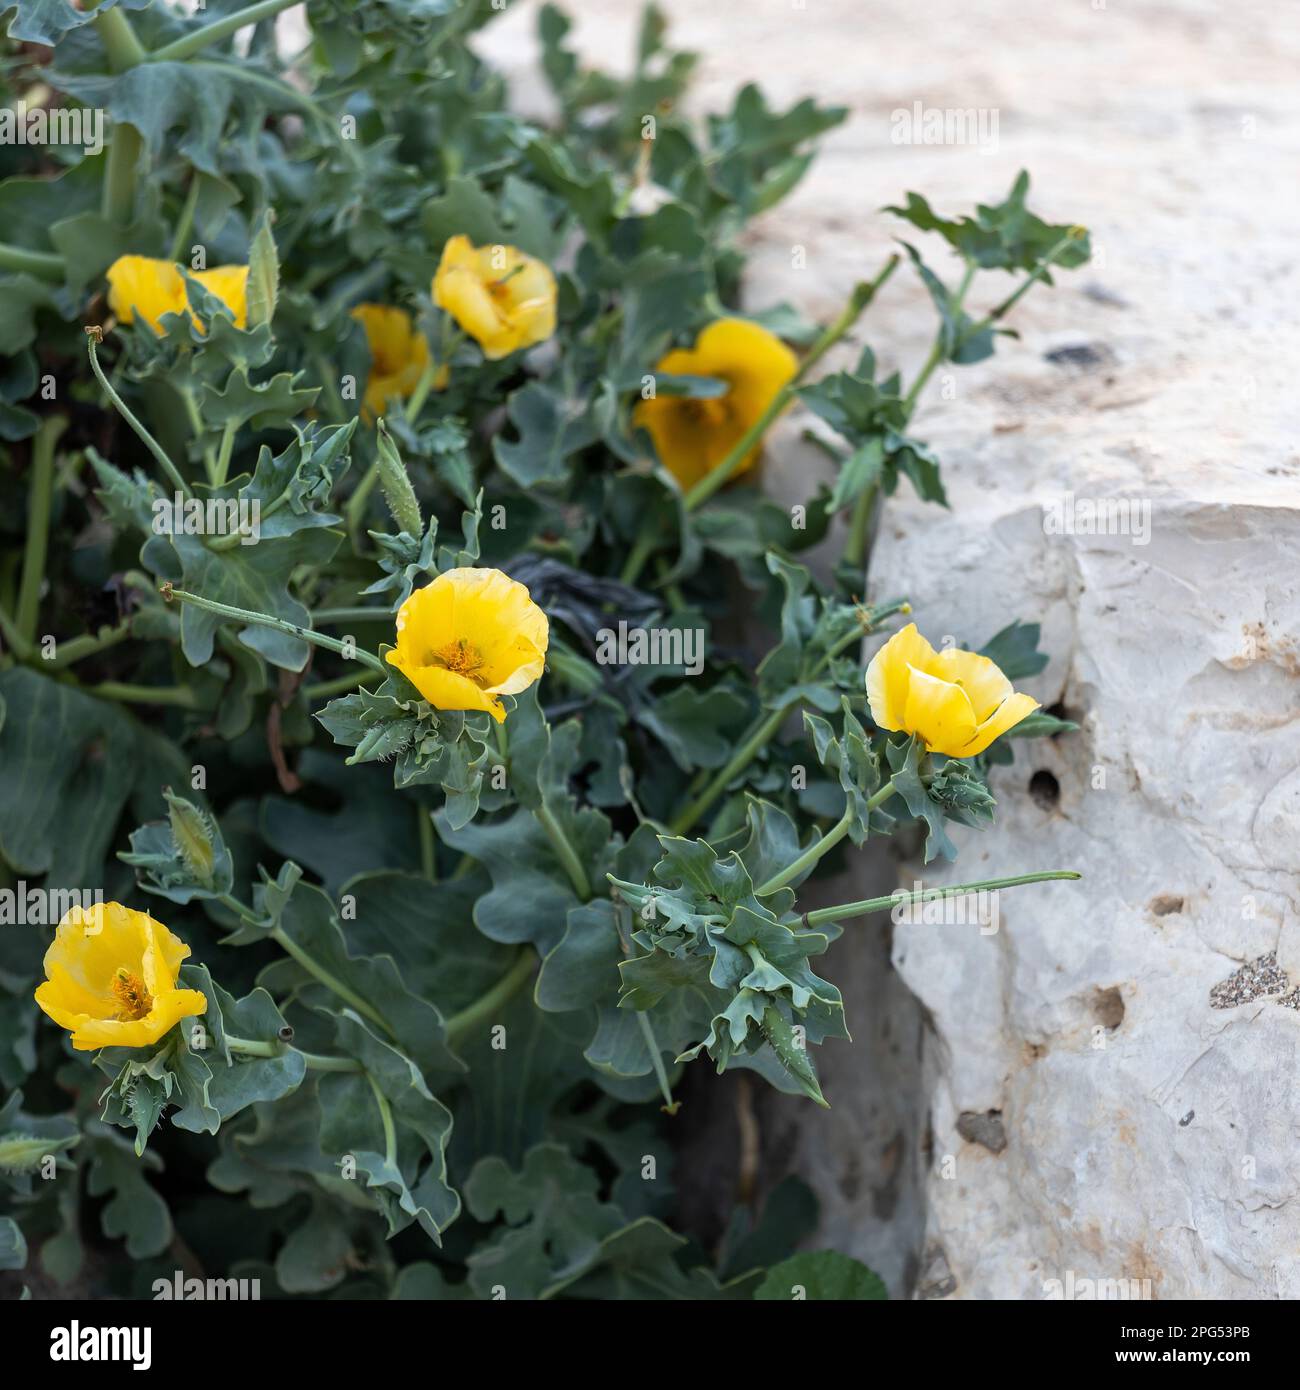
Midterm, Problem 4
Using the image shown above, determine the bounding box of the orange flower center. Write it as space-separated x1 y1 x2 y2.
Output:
111 967 153 1022
432 639 485 682
487 264 525 304
683 395 731 429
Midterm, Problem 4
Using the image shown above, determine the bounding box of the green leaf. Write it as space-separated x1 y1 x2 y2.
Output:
464 1143 622 1299
421 174 504 252
885 171 1091 274
121 790 235 904
549 1216 758 1300
978 619 1050 680
315 1008 459 1245
86 1128 171 1258
0 1091 79 1195
610 827 845 1100
493 379 599 488
803 701 889 844
51 57 320 181
449 992 593 1169
637 684 751 771
0 668 187 887
200 364 319 436
754 1249 888 1300
4 0 150 47
274 1197 355 1293
884 735 956 864
1003 711 1076 740
260 876 464 1081
0 1216 26 1272
179 965 307 1123
246 208 280 329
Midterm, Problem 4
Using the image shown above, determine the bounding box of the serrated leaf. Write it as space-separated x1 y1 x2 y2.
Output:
754 1249 887 1301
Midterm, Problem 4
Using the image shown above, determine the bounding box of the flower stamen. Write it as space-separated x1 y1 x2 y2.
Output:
111 967 153 1022
432 639 485 683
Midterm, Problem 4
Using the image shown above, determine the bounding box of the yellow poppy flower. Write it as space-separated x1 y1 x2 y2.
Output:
191 264 250 330
634 318 798 492
351 304 445 420
106 255 249 334
34 902 207 1052
866 623 1040 758
385 567 549 723
432 235 556 360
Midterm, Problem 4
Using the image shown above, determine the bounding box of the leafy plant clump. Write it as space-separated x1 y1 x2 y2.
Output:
0 0 1087 1300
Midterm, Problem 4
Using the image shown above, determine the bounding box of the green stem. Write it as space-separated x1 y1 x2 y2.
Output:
0 603 35 661
16 416 67 643
667 600 909 837
618 526 659 587
902 231 1080 420
149 0 305 63
220 1034 363 1072
758 779 896 895
635 1011 678 1113
87 332 192 499
842 475 879 571
101 125 142 224
297 1049 363 1073
418 807 436 881
169 175 202 264
805 870 1082 928
212 420 238 489
682 255 899 512
46 622 132 668
220 1035 278 1057
94 6 148 68
302 668 383 701
670 706 784 836
0 242 64 280
165 587 389 673
443 949 535 1050
94 6 147 224
179 386 218 482
536 804 591 900
367 1073 398 1168
345 459 380 537
268 923 395 1037
311 607 388 625
972 230 1084 333
87 681 200 708
757 802 853 896
403 358 442 424
901 263 975 417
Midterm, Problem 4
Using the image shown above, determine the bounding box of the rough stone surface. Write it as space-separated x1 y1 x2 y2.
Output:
480 1 1300 1298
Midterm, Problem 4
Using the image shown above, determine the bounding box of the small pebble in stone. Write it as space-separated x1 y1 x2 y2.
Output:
1209 951 1289 1009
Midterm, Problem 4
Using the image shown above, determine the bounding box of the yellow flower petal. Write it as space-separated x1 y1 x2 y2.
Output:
351 304 435 419
105 256 250 335
634 317 797 491
865 623 938 732
903 667 978 755
432 235 557 360
957 691 1041 757
192 264 250 329
928 647 1013 724
33 902 205 1052
395 662 506 722
62 989 209 1052
106 255 186 333
864 622 1039 758
386 567 549 722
